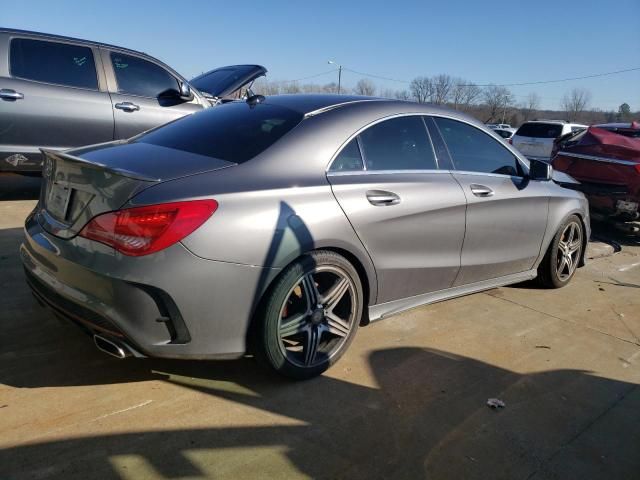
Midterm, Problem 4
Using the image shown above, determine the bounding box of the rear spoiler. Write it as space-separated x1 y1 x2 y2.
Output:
40 148 161 183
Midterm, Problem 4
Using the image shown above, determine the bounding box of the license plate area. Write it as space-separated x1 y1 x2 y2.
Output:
47 183 71 221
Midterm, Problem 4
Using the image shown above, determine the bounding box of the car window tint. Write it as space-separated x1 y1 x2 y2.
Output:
329 139 364 172
359 116 436 170
111 53 178 98
137 101 303 163
434 117 521 176
10 38 98 89
515 123 563 138
423 116 453 170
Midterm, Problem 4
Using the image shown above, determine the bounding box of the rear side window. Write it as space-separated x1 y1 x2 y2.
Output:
111 53 178 98
137 102 303 163
516 123 563 138
434 117 521 176
10 38 98 89
330 139 364 172
359 116 437 170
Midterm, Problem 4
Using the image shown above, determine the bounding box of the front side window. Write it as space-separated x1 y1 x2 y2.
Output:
10 38 98 89
111 53 178 98
359 116 437 171
434 117 521 176
329 139 364 172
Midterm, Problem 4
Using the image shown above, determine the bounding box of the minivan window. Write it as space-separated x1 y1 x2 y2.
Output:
434 117 521 176
359 116 437 171
10 38 98 90
329 139 364 172
111 53 179 98
515 123 563 138
136 102 303 163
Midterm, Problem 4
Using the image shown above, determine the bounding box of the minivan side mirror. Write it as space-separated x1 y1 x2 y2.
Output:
178 81 193 100
528 159 552 181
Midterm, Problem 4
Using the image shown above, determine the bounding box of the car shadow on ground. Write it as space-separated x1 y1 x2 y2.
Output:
1 346 639 480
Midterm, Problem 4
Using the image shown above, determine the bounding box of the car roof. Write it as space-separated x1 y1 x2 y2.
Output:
595 122 640 130
0 27 148 57
259 94 472 120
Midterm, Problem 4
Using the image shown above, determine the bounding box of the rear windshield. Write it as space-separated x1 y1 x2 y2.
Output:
516 123 563 138
136 102 303 163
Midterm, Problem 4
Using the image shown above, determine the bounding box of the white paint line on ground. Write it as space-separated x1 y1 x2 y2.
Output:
618 261 640 272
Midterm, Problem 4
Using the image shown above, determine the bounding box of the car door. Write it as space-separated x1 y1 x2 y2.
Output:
102 49 202 139
0 36 113 171
430 116 549 286
327 115 467 304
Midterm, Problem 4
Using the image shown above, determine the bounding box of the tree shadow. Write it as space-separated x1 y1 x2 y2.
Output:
1 347 638 479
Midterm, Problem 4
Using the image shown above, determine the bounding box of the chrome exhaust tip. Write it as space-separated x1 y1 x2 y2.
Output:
94 334 131 359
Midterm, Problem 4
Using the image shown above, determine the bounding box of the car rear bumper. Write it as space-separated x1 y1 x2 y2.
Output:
20 211 280 359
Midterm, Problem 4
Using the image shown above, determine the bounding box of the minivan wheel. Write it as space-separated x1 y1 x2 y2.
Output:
257 250 363 380
537 214 584 288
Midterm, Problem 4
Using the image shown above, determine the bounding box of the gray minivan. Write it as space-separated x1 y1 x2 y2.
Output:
0 28 266 173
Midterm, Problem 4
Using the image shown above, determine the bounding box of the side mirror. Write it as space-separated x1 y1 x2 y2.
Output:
528 159 552 181
178 81 193 100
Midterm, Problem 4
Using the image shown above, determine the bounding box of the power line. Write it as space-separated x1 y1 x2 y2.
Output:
279 69 338 83
340 65 640 87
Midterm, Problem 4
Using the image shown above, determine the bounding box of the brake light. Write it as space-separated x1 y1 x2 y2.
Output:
79 200 218 256
635 164 640 174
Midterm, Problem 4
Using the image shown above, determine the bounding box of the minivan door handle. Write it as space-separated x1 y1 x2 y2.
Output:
0 89 24 100
115 102 140 112
470 184 494 197
366 190 401 206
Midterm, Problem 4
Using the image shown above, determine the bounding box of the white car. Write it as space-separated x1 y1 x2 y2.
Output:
511 120 586 162
487 123 512 130
494 127 517 141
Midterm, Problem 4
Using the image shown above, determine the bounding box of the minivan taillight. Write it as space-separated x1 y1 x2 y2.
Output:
79 200 218 256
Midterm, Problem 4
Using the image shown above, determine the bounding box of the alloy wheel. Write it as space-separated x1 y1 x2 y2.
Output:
556 221 582 281
277 265 357 368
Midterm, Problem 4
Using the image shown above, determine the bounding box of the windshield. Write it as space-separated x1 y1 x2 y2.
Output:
516 123 563 138
136 102 303 163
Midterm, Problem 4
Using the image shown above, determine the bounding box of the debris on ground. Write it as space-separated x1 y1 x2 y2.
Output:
487 398 506 409
535 345 551 349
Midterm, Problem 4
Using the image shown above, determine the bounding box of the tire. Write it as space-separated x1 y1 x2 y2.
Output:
256 250 363 380
537 214 584 288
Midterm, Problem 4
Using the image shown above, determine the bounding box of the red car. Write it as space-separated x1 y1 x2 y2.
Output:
552 122 640 227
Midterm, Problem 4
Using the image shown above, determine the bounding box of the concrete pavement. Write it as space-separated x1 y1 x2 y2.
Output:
1 174 639 479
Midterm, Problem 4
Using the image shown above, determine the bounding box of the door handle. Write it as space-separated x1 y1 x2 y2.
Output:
470 184 494 197
0 89 24 100
366 190 401 206
115 102 140 112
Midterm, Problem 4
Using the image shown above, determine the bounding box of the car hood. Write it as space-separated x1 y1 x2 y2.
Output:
190 65 267 99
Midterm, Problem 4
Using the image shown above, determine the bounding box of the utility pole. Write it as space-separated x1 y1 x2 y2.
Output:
328 60 342 94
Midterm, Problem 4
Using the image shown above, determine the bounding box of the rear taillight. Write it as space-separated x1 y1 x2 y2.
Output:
79 200 217 256
635 164 640 174
508 138 513 145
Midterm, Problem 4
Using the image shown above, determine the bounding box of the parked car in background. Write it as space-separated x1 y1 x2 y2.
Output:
487 123 512 130
22 95 589 379
552 122 640 229
511 120 586 162
0 28 266 173
494 127 516 141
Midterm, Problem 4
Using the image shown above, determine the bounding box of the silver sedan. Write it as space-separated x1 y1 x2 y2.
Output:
22 95 589 379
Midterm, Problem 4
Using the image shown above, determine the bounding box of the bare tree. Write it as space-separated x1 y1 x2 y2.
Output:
431 74 453 105
561 88 591 122
353 79 376 96
394 90 411 101
483 85 514 123
520 92 540 122
321 82 339 94
450 79 481 111
379 88 396 99
410 76 433 103
281 82 301 94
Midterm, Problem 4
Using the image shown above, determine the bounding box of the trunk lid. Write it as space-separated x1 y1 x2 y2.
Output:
190 65 266 99
37 142 235 238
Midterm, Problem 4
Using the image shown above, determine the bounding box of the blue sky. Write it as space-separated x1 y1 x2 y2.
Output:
5 0 640 111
